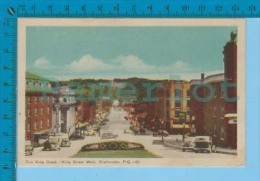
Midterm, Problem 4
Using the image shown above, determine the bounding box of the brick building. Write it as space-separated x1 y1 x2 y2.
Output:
76 101 95 123
25 72 53 147
156 80 190 134
189 31 237 148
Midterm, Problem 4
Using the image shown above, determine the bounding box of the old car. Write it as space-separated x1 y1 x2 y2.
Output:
124 128 133 134
25 141 34 156
43 137 61 151
181 136 196 152
69 132 85 140
101 132 118 139
194 136 213 153
60 138 71 147
85 129 96 136
153 130 169 137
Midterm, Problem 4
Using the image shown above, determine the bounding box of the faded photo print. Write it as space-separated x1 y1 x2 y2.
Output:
17 19 245 166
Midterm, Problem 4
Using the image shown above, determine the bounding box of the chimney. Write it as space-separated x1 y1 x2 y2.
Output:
201 73 205 80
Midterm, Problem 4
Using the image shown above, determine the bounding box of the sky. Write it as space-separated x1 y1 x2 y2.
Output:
26 26 236 81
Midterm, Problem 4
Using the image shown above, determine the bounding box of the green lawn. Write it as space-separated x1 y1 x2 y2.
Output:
72 150 161 158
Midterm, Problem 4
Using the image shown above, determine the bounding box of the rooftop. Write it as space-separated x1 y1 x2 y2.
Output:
26 72 49 81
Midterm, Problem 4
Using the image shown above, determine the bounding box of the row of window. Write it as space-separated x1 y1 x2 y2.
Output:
213 106 225 118
27 119 51 131
166 100 190 108
166 110 190 119
27 96 52 103
26 80 51 89
27 107 51 116
166 89 190 97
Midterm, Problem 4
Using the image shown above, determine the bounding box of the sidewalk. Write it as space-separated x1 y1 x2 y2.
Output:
163 136 237 155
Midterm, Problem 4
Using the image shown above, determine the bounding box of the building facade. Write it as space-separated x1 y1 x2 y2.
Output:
25 72 53 147
53 86 76 136
189 31 237 148
156 80 190 134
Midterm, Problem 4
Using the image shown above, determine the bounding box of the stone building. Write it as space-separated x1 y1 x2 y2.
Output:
53 86 76 136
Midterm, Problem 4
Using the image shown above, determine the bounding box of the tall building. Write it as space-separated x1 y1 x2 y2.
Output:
190 31 237 148
53 86 76 136
25 72 53 147
156 80 190 133
222 31 237 148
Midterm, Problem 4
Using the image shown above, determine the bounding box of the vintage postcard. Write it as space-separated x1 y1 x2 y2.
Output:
17 18 245 166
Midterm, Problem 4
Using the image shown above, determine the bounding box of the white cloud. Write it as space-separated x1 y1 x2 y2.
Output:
68 55 109 71
34 57 53 69
29 54 219 81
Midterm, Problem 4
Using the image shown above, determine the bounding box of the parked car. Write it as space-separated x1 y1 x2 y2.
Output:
101 132 118 139
69 132 85 140
194 136 213 153
100 122 107 126
124 128 133 134
43 137 61 151
181 136 196 152
153 130 169 137
25 142 34 156
85 129 96 136
60 138 71 147
134 128 149 135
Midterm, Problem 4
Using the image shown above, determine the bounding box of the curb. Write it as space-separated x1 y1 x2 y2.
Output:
163 141 181 149
163 141 237 155
215 150 237 155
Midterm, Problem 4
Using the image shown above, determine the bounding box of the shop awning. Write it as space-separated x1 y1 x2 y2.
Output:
172 124 190 129
224 113 237 118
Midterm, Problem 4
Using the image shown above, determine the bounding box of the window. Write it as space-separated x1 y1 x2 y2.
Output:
214 86 217 97
166 100 170 108
26 81 30 88
27 122 31 131
40 120 43 128
214 106 217 117
34 108 37 115
63 98 67 102
166 110 170 118
175 110 180 118
175 89 181 97
47 119 50 127
221 106 225 118
40 108 43 115
28 97 31 104
186 111 190 117
187 100 190 107
187 90 190 97
47 107 50 114
175 100 181 108
221 88 224 98
214 124 217 137
221 126 225 140
27 109 30 117
34 97 38 103
34 121 37 130
166 89 170 97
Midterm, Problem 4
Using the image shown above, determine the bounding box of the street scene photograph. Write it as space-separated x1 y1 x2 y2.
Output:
18 19 245 166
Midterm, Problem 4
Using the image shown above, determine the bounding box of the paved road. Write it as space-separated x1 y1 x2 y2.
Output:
30 107 235 159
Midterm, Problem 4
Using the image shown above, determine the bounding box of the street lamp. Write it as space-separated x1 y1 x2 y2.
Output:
191 115 196 135
161 119 165 143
